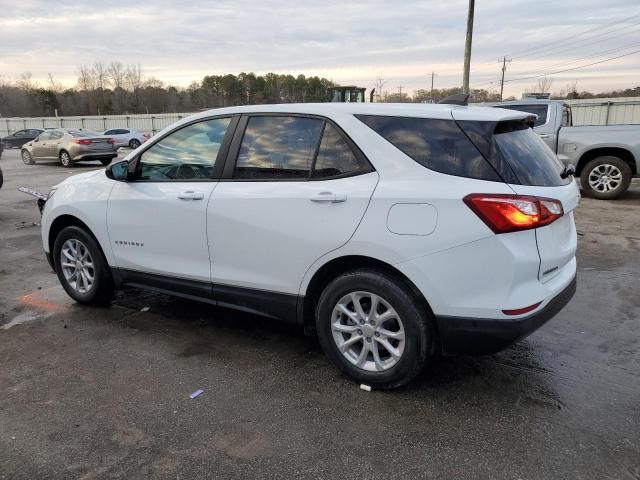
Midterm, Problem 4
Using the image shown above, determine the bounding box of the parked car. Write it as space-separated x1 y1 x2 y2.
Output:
21 129 117 167
101 128 149 150
40 103 578 388
1 128 45 149
489 100 640 199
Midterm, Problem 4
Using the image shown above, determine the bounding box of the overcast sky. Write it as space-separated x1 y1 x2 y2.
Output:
1 0 639 97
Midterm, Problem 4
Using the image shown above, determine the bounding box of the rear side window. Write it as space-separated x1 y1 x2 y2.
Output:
497 104 549 127
313 123 369 178
235 116 323 179
356 115 500 181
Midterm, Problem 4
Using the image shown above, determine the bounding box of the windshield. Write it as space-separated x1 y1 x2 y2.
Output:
497 104 549 127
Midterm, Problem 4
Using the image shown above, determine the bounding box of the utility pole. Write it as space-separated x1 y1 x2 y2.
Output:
462 0 475 94
499 56 512 101
430 71 436 102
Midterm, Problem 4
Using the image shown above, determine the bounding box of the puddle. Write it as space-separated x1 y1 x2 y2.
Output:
1 311 50 330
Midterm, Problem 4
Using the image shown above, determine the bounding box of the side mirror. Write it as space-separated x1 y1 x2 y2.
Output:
106 160 130 181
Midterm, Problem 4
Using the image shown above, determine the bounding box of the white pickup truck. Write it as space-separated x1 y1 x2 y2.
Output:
491 100 640 199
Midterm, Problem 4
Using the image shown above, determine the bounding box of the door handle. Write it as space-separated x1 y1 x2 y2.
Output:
538 134 550 139
310 191 347 203
177 191 204 200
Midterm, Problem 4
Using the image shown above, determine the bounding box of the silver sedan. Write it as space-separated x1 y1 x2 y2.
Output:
21 129 118 167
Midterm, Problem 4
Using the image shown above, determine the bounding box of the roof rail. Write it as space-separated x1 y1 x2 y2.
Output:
438 94 470 106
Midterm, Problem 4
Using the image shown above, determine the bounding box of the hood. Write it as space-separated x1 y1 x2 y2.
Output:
58 169 104 187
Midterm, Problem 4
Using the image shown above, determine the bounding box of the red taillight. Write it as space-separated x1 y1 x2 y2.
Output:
463 194 563 234
73 139 92 145
107 138 114 144
502 302 542 316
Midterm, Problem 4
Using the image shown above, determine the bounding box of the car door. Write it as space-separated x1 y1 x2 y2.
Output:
207 114 378 317
11 130 27 148
46 130 64 158
31 131 52 158
106 116 235 291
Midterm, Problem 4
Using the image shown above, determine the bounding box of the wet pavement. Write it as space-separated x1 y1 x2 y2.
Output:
1 149 639 479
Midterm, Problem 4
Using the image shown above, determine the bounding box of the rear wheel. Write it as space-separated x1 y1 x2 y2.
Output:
316 270 434 389
53 226 114 305
22 149 35 165
59 150 72 167
129 139 141 149
580 156 632 200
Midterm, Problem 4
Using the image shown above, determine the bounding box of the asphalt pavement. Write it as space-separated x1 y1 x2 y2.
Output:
1 148 639 479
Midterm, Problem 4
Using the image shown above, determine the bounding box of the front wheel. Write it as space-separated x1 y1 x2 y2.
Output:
580 156 632 200
316 270 434 389
53 226 114 305
22 149 35 165
59 150 73 167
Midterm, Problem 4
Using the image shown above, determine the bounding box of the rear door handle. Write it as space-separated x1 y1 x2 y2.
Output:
538 134 550 139
177 191 204 200
310 191 347 203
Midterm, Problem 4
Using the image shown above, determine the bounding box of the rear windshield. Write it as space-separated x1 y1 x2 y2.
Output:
355 115 500 182
493 123 568 186
69 130 99 137
496 104 549 127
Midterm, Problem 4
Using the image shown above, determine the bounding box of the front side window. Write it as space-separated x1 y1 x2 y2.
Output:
14 130 27 137
50 131 64 140
104 129 116 135
357 115 499 181
37 132 51 141
234 116 323 179
139 117 230 180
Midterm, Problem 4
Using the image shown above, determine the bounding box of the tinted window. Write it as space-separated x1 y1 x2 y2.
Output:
104 129 116 135
69 130 100 137
37 132 51 141
50 131 64 140
234 116 323 179
140 117 230 180
313 123 368 178
494 125 568 186
356 115 499 181
28 129 42 136
497 104 549 127
14 130 27 137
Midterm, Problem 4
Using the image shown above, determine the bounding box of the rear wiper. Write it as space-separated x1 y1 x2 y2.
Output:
560 163 576 179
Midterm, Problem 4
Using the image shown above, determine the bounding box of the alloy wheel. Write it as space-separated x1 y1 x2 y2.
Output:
60 239 95 293
331 291 406 372
588 164 622 193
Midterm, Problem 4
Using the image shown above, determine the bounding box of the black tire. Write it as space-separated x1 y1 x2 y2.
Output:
100 158 112 166
580 156 632 200
316 269 434 389
53 226 114 306
129 139 141 149
21 149 35 165
59 150 73 168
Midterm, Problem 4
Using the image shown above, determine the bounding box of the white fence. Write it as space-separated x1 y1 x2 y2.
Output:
0 112 195 138
1 97 639 137
565 97 640 126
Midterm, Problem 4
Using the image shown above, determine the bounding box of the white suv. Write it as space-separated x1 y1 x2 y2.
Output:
41 103 579 388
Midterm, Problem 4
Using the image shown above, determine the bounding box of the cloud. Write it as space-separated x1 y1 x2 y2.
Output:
0 0 638 97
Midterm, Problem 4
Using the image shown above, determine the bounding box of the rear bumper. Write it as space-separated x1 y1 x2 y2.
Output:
436 275 576 355
71 152 117 161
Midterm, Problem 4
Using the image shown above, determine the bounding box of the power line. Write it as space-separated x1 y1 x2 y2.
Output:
507 12 640 59
504 39 640 80
502 48 640 84
512 22 640 63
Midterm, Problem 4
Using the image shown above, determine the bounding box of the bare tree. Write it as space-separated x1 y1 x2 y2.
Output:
77 65 94 91
125 64 144 92
92 62 108 91
374 75 387 102
536 76 554 94
17 72 35 92
107 61 126 89
47 73 63 92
